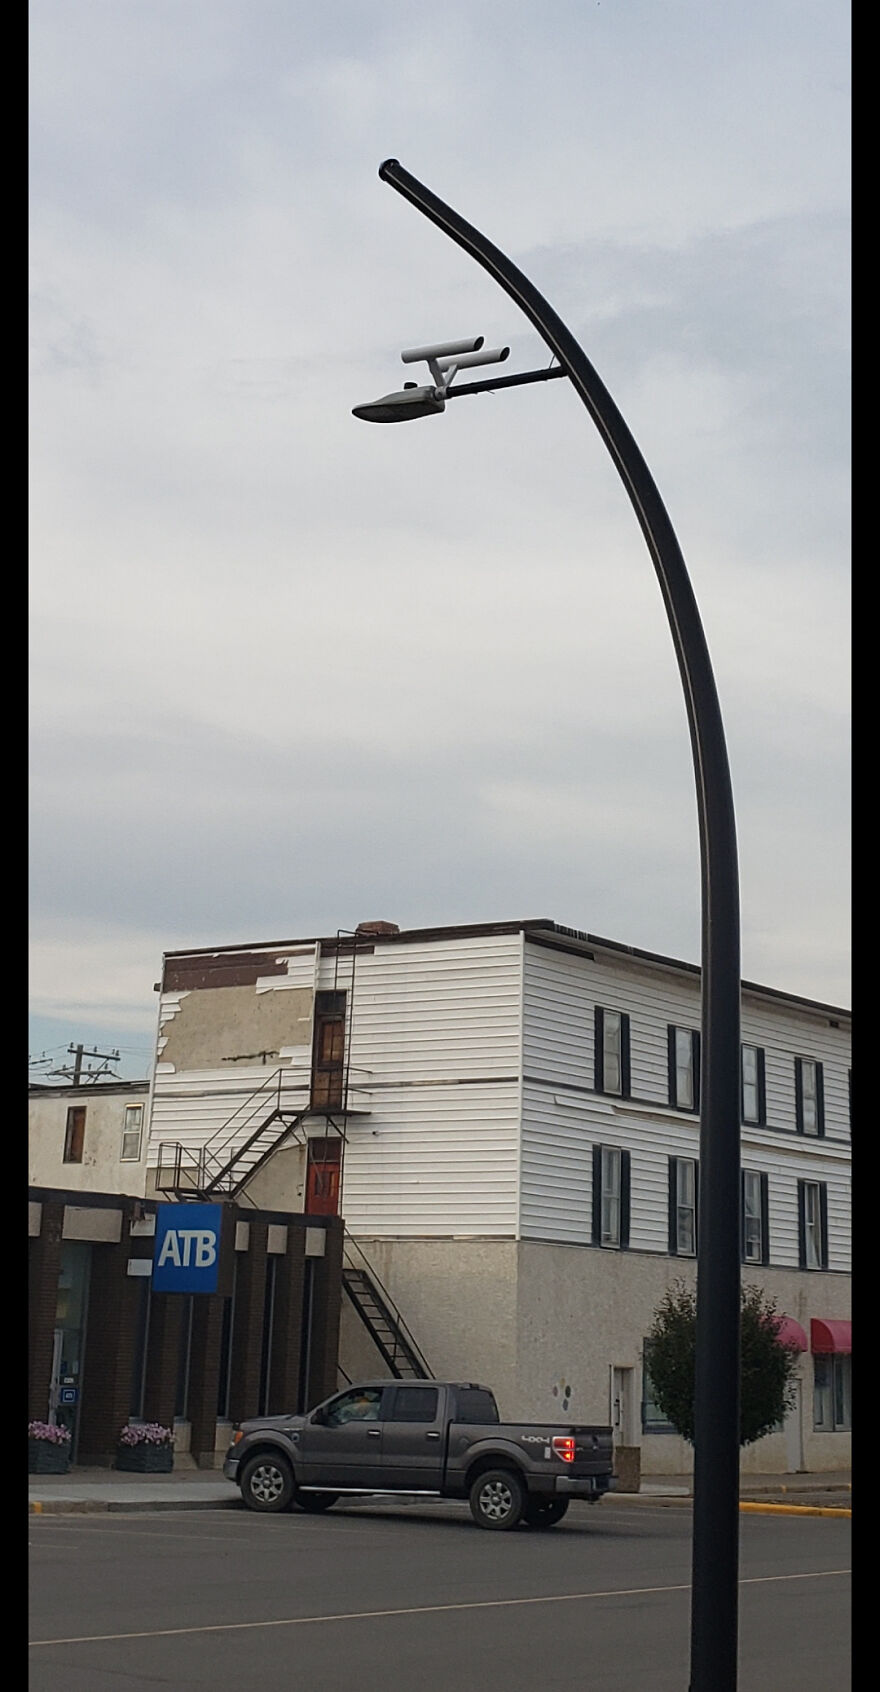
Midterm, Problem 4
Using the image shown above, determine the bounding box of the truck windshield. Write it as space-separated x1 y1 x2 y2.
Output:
454 1389 499 1423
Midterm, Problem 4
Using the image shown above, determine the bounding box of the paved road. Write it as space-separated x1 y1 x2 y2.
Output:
28 1498 850 1692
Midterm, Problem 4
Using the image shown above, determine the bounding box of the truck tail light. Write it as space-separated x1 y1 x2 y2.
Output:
552 1436 576 1463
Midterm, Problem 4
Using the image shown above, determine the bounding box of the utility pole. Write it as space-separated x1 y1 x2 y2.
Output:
49 1044 121 1085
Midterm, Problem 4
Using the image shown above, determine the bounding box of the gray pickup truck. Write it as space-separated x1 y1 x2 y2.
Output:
224 1379 614 1530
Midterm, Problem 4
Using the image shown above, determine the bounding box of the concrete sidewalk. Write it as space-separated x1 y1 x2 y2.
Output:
28 1465 851 1516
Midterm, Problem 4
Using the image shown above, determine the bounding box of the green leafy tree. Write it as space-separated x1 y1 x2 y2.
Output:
646 1281 800 1446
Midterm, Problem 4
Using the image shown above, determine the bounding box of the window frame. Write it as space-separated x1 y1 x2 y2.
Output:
120 1103 145 1163
667 1026 700 1113
795 1057 825 1138
594 1007 631 1098
813 1355 851 1431
797 1178 829 1270
591 1144 631 1250
63 1105 87 1164
741 1168 769 1265
668 1155 698 1257
740 1043 766 1126
641 1340 677 1434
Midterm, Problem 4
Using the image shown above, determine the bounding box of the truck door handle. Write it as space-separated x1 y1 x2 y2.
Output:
367 1428 381 1438
425 1431 440 1440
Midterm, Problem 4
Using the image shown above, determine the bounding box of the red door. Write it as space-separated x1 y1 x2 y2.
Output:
306 1139 342 1215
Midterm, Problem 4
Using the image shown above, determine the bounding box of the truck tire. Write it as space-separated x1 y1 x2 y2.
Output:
295 1492 339 1513
239 1452 295 1513
469 1468 526 1531
524 1498 570 1529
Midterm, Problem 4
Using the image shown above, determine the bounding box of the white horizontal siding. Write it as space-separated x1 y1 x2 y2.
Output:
340 1082 520 1236
523 942 851 1139
322 935 523 1085
521 1083 851 1269
333 934 523 1234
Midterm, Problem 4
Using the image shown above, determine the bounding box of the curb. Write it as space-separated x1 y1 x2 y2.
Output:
30 1498 238 1515
738 1501 851 1519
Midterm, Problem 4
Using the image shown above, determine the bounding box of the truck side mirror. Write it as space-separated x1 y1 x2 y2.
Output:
311 1406 326 1426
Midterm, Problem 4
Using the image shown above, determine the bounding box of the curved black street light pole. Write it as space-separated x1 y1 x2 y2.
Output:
376 158 742 1692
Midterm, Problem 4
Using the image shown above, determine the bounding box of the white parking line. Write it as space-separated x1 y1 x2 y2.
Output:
29 1567 851 1648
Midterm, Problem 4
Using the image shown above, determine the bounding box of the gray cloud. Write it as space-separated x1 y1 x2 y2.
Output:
29 0 851 1060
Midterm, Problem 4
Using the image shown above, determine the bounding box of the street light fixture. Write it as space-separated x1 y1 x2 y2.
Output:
353 159 742 1692
353 334 570 422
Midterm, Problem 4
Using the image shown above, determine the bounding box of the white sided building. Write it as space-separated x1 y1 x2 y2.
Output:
144 917 851 1477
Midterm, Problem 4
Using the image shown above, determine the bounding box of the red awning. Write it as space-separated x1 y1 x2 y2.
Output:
776 1316 809 1352
810 1318 852 1355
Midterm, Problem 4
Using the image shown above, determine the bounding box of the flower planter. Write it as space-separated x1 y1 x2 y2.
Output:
28 1439 71 1475
115 1444 174 1473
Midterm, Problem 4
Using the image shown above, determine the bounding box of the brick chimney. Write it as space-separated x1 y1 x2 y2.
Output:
355 920 400 935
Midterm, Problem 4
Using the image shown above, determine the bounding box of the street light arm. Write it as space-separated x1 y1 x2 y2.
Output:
378 157 742 1692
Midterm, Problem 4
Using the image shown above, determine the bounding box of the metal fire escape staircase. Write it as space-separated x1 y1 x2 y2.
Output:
342 1235 433 1380
156 1069 309 1204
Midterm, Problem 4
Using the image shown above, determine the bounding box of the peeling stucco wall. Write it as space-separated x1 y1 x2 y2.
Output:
159 984 313 1072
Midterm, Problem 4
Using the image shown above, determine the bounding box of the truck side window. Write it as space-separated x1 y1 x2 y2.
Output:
454 1390 500 1423
388 1386 439 1423
326 1388 383 1425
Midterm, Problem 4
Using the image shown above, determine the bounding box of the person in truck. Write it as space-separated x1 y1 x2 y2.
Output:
334 1389 382 1423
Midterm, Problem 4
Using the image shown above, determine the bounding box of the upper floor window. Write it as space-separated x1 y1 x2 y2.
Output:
668 1027 700 1112
592 1145 631 1249
594 1008 631 1097
668 1155 698 1256
120 1104 144 1162
798 1179 829 1270
63 1106 86 1164
742 1169 769 1264
741 1045 766 1126
795 1058 824 1137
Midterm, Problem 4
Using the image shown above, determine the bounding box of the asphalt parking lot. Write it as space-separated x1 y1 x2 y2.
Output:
29 1499 850 1692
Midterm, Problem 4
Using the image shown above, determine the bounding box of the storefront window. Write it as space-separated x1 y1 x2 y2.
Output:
52 1241 92 1456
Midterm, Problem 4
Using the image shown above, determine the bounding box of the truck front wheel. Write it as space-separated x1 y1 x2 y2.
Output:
469 1468 526 1530
239 1452 295 1513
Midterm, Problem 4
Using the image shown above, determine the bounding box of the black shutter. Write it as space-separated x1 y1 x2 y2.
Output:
797 1181 807 1268
760 1172 770 1265
757 1048 767 1125
620 1151 631 1249
591 1145 603 1245
740 1171 746 1262
621 1014 631 1098
694 1158 700 1251
667 1027 677 1107
594 1008 604 1092
816 1064 825 1137
693 1031 701 1114
794 1059 804 1133
668 1156 678 1255
819 1183 829 1269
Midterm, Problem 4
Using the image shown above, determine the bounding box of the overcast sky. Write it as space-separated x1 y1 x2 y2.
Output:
29 1 850 1081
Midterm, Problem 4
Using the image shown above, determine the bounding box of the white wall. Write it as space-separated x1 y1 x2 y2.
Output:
29 1086 150 1196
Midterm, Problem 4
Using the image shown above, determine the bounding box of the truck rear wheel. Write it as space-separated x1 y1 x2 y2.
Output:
524 1498 569 1529
239 1452 295 1513
469 1468 526 1531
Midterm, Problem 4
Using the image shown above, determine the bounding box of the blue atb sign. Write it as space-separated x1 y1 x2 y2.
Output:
153 1204 222 1293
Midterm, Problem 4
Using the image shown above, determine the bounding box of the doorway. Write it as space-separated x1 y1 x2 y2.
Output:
611 1366 635 1447
784 1377 805 1473
305 1138 342 1216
